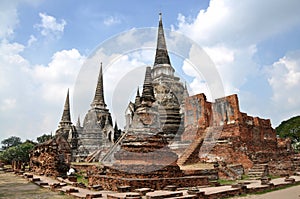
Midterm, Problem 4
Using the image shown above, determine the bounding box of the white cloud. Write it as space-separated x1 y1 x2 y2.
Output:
0 1 19 39
0 37 85 141
175 0 300 125
27 35 37 47
176 0 300 46
268 50 300 109
176 0 300 94
35 12 66 38
0 98 16 111
32 48 85 103
103 16 121 26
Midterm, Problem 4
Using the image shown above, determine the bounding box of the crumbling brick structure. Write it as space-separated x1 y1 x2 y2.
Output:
180 93 295 174
29 135 71 177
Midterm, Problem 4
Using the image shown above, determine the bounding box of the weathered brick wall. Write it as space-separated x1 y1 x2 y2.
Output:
89 174 209 191
181 93 292 171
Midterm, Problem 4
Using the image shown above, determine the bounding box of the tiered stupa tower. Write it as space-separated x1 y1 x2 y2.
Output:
151 13 187 141
56 89 78 157
77 63 114 157
95 67 207 190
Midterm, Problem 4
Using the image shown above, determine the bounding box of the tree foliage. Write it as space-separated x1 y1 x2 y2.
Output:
36 133 52 143
276 116 300 151
0 141 35 164
1 136 22 150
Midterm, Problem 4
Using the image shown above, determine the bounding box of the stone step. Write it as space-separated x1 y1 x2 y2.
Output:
168 195 197 199
248 173 263 176
85 193 103 199
248 171 264 175
107 192 141 199
146 191 183 199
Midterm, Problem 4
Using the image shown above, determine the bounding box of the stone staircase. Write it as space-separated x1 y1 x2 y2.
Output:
219 166 242 180
177 136 204 166
247 164 268 179
177 127 221 166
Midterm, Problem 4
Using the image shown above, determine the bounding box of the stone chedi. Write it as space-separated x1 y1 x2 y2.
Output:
89 67 208 190
125 13 187 142
115 67 178 169
56 89 78 151
76 63 115 160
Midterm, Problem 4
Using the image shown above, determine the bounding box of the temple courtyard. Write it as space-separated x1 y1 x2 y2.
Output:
1 168 300 199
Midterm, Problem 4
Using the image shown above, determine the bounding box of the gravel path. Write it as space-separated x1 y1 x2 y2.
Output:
0 171 73 199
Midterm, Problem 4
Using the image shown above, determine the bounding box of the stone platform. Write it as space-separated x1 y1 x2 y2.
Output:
89 174 208 191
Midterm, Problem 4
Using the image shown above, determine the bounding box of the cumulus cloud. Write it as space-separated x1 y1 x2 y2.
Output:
176 0 300 46
0 38 85 140
27 35 37 47
176 0 300 92
103 16 121 26
0 1 19 39
175 0 300 125
33 48 85 103
35 12 67 39
267 50 300 110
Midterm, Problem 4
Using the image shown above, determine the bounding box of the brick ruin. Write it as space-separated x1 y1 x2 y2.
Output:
29 135 71 177
179 93 296 176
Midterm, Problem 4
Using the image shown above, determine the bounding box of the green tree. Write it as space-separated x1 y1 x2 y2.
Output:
36 133 52 143
1 136 22 150
0 141 35 164
276 116 300 151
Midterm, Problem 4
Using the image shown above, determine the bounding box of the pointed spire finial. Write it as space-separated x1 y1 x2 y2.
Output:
154 13 171 66
114 120 118 131
141 67 155 103
134 87 141 107
59 89 72 127
91 62 106 108
76 116 81 127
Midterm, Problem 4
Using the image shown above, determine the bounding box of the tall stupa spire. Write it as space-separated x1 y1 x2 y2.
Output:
91 62 106 108
59 89 72 127
154 13 171 66
141 67 155 103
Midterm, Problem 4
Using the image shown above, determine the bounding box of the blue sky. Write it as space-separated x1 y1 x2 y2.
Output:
1 0 300 142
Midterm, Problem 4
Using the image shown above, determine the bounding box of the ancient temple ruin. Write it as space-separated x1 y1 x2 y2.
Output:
30 13 299 186
30 90 77 176
89 67 208 190
178 93 295 176
75 64 116 161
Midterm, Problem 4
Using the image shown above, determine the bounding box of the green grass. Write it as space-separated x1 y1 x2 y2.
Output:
217 179 236 185
241 174 250 180
76 173 88 186
267 174 281 179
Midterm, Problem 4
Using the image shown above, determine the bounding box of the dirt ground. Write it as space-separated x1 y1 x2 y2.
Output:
0 171 73 199
232 184 300 199
1 170 300 199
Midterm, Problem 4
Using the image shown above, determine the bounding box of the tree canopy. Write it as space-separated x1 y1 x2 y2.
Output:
36 133 52 143
1 136 22 150
276 116 300 142
276 115 300 151
0 141 35 164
